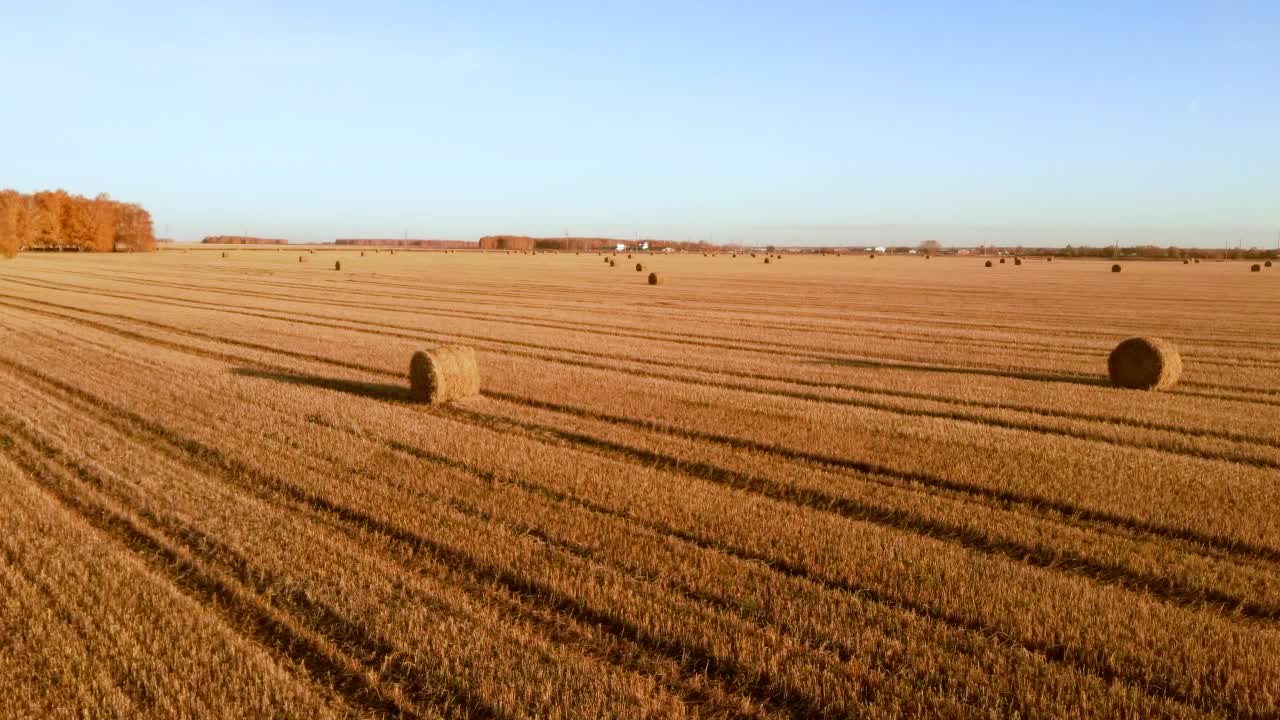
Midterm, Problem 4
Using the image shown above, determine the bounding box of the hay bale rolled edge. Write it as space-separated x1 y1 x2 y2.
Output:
1108 336 1182 390
409 346 481 403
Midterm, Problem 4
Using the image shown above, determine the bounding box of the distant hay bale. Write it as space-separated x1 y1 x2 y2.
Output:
1267 260 1274 267
1194 259 1200 263
999 258 1005 264
221 251 228 258
604 257 610 263
334 261 341 270
609 259 616 266
869 253 876 259
1111 264 1122 273
925 255 931 260
298 255 305 262
635 263 644 271
1047 257 1053 262
1014 257 1022 266
409 346 481 403
361 251 365 256
764 257 771 264
1251 264 1262 272
1108 337 1182 390
648 272 661 285
1182 259 1189 264
751 253 757 258
984 260 993 267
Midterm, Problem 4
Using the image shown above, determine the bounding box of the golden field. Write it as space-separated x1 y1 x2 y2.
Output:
0 247 1277 719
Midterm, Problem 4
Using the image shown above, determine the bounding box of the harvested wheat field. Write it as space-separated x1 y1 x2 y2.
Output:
2 248 1280 719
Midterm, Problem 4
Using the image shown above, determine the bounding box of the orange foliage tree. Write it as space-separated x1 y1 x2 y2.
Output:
0 189 156 254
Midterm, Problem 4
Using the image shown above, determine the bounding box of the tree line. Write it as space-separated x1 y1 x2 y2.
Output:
0 189 156 257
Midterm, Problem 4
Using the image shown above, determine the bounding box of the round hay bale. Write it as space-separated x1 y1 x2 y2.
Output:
869 253 876 259
1251 264 1262 272
1194 258 1200 264
298 255 305 262
334 261 342 271
1111 264 1122 273
1266 260 1273 267
1014 257 1022 266
648 272 661 285
750 253 757 258
635 263 644 271
1108 337 1182 390
925 255 930 260
221 251 228 258
603 257 610 263
764 257 771 264
1047 257 1053 262
999 258 1005 264
984 260 993 267
1182 259 1189 264
409 346 481 404
609 259 615 267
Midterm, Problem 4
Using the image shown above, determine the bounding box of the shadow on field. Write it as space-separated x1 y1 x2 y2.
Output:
820 357 1110 387
232 367 412 402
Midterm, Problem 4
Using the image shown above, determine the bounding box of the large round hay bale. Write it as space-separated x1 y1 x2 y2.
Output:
409 346 481 403
999 257 1005 264
869 253 876 259
603 257 610 263
609 259 615 267
1111 264 1122 273
335 261 342 271
1182 259 1189 264
764 257 771 264
648 272 661 285
1251 264 1262 272
1194 259 1200 264
1014 257 1022 266
1047 256 1053 262
1108 337 1182 390
984 260 993 267
635 263 644 271
1266 260 1273 267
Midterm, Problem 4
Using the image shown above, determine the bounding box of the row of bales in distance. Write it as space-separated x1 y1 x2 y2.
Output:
0 188 156 257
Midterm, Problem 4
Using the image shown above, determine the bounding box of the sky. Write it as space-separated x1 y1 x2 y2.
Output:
2 1 1277 247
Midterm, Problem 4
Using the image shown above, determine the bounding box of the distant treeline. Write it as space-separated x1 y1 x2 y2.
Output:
202 236 289 245
336 239 474 249
478 235 726 252
951 244 1280 260
0 189 156 257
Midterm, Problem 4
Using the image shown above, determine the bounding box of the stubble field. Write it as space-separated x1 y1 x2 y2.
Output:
0 247 1277 719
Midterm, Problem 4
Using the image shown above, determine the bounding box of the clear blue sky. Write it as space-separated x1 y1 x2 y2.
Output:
3 1 1277 246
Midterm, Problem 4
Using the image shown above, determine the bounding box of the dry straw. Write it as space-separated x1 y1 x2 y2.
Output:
648 272 662 285
1108 337 1182 390
409 346 481 403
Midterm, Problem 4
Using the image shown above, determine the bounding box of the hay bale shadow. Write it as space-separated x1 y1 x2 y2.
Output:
232 367 413 403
